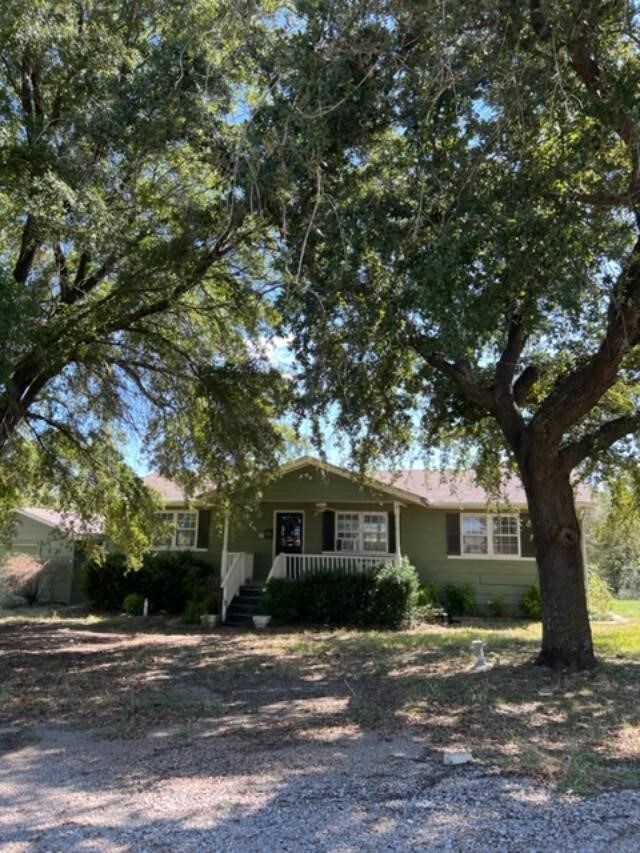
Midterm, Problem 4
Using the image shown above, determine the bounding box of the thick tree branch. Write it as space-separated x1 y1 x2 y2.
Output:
54 243 70 300
409 331 495 411
0 360 56 452
492 312 527 445
73 252 89 289
60 253 116 305
569 23 640 190
495 312 526 391
560 415 640 471
13 215 39 284
532 235 640 443
513 364 540 405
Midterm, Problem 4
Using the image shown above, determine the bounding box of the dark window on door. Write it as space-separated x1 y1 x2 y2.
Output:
275 512 304 555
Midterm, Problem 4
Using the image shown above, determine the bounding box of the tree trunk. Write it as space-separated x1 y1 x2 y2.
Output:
520 458 596 671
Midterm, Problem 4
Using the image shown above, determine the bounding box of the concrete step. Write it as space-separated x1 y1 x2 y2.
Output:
226 604 259 617
225 611 255 626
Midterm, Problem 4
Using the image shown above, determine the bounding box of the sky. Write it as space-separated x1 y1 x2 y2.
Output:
121 331 434 477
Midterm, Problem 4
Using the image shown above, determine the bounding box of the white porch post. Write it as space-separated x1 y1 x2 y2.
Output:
221 511 230 570
221 510 230 620
393 501 402 565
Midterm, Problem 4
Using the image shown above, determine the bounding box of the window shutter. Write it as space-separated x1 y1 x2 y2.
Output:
196 510 211 550
520 513 536 557
322 510 335 551
388 511 396 554
446 513 461 555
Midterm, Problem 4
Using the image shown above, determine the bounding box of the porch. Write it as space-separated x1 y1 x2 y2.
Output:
220 500 404 623
221 550 401 624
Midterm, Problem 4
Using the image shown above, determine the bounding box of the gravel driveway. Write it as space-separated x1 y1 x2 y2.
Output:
1 722 640 852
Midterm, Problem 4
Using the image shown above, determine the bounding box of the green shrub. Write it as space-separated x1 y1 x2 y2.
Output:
416 583 439 608
487 596 507 618
202 588 221 615
371 558 420 628
587 567 613 618
438 582 476 617
260 578 302 623
123 592 145 615
183 599 205 624
303 569 377 625
413 603 447 624
261 559 420 629
135 551 212 613
82 551 214 614
82 554 132 611
520 584 542 620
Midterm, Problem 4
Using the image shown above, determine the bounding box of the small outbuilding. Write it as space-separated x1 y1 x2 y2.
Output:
0 507 97 605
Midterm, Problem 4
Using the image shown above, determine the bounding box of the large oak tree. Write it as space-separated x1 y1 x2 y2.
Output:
256 0 640 668
0 0 289 555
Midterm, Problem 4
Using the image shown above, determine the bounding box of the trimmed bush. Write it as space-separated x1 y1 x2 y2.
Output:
261 558 420 629
82 551 213 614
416 583 439 608
487 596 507 618
202 588 222 616
134 551 212 613
438 582 476 617
260 578 302 623
371 559 420 628
123 592 145 615
183 599 205 624
520 583 542 620
82 554 132 611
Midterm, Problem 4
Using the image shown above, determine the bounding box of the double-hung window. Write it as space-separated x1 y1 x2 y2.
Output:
335 512 388 553
154 511 199 549
461 514 520 557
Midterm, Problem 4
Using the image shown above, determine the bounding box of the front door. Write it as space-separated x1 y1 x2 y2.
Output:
275 512 304 555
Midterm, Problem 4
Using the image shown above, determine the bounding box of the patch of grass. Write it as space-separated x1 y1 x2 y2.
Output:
592 621 640 656
610 599 640 620
288 622 640 792
1 613 639 793
0 605 108 625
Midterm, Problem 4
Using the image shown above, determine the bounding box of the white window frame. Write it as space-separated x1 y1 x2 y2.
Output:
333 511 389 554
459 513 522 559
154 510 204 551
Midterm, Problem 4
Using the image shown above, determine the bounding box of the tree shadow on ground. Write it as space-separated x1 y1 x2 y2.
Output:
2 722 640 851
0 618 639 793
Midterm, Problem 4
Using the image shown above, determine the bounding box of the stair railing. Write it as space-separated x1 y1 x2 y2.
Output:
221 552 254 621
265 552 386 582
266 552 287 582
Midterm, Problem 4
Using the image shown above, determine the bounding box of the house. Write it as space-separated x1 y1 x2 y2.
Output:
0 507 98 605
144 456 592 623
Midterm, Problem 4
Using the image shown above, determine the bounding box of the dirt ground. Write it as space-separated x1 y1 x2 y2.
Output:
1 616 640 851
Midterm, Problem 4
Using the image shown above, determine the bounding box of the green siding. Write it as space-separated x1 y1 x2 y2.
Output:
0 514 77 604
400 506 538 614
174 464 539 608
259 465 398 504
226 500 397 580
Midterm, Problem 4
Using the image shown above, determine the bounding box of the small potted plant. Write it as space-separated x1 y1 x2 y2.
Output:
252 597 271 629
200 589 221 628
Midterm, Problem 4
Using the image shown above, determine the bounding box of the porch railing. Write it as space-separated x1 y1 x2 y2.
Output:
221 551 254 621
267 552 393 582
